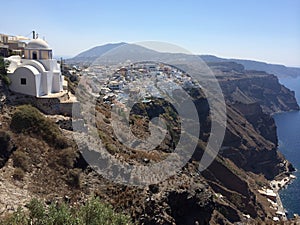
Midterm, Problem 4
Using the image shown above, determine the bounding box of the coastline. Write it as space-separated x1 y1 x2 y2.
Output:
270 174 297 221
270 104 300 221
272 108 300 220
258 172 296 222
271 108 300 117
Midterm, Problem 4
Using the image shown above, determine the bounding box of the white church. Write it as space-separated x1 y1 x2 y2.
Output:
6 38 66 97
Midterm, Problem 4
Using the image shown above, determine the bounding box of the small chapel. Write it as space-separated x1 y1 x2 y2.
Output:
7 37 66 97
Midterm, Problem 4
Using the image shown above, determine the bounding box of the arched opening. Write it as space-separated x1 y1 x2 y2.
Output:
32 51 37 60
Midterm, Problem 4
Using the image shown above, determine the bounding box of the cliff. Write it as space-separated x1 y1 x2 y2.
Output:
210 62 299 114
211 62 298 179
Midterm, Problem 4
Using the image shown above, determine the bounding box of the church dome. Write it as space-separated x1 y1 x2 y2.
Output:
26 39 51 50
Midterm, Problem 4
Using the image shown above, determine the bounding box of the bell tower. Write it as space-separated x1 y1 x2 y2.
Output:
24 38 52 60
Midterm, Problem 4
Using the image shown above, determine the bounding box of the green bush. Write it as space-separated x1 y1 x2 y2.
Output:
79 197 132 225
0 57 10 86
0 197 133 225
1 207 27 225
27 198 46 224
10 105 69 149
0 74 11 85
46 203 77 225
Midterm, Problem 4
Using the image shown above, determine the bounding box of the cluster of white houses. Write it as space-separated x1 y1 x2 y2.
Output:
84 62 198 106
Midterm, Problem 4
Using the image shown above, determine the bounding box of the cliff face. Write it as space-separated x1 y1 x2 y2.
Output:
212 62 300 114
232 102 278 144
209 63 298 179
221 104 288 180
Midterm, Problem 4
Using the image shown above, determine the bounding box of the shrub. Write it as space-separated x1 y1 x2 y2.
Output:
57 147 78 168
0 57 10 86
67 168 82 188
13 168 25 180
79 197 132 225
12 150 30 172
0 74 11 86
1 207 27 225
105 143 118 154
229 193 244 207
27 198 46 224
10 105 69 149
0 57 9 75
46 202 77 225
0 130 10 151
0 130 11 167
0 197 133 225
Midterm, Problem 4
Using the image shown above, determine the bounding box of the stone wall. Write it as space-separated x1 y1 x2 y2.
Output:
7 92 79 117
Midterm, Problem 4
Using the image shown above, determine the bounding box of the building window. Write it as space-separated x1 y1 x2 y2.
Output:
32 51 37 59
21 78 26 85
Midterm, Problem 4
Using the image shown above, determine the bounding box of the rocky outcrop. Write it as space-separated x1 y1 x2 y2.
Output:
232 102 278 144
221 104 290 180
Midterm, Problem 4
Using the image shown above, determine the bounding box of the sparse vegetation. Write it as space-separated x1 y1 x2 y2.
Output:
105 143 118 154
0 130 10 149
0 197 133 225
10 105 69 149
12 150 30 172
13 168 25 180
57 147 78 168
229 193 244 207
0 130 11 167
67 168 82 188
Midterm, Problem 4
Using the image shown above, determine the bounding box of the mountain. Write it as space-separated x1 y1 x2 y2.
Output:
200 55 300 78
67 43 300 78
67 42 126 63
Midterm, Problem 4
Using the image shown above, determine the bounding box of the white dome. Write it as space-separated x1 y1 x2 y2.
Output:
26 39 51 50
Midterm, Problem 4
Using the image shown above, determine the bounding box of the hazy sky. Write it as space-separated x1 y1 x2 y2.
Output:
1 0 300 66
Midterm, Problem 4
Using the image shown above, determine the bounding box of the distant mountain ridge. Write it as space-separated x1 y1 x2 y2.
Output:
68 42 126 63
67 43 300 78
200 55 300 78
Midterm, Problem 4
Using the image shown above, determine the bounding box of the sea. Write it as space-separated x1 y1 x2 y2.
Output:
273 76 300 218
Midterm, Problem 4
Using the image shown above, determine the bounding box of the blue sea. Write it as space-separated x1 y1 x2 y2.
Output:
273 76 300 218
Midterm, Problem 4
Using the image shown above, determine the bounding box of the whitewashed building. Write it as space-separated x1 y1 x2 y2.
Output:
6 38 64 97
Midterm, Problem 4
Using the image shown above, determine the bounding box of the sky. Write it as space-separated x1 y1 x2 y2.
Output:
1 0 300 66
